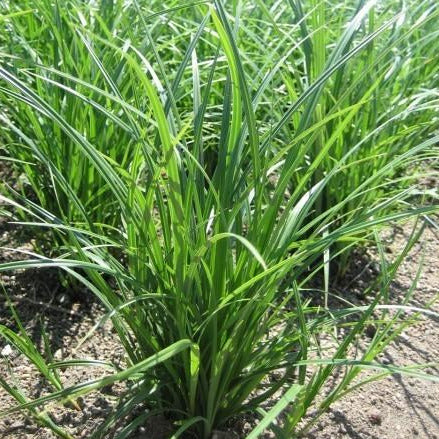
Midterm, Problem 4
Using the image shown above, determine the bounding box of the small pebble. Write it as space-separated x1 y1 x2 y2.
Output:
368 411 382 425
1 344 13 357
90 407 102 416
57 293 71 305
399 333 410 342
365 324 377 338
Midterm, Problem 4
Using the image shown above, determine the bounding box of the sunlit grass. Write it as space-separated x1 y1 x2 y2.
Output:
0 1 438 438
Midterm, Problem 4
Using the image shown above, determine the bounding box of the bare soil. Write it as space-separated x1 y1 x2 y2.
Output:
0 218 438 439
304 221 439 439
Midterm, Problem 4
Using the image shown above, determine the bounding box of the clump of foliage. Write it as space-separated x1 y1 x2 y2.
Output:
0 1 438 438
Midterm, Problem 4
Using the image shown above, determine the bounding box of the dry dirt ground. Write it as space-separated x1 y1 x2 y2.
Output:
303 221 439 439
0 218 438 439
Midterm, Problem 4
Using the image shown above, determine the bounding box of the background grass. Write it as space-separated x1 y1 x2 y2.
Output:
0 0 438 438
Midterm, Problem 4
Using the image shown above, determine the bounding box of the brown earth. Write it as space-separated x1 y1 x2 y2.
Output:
0 217 438 439
304 220 439 439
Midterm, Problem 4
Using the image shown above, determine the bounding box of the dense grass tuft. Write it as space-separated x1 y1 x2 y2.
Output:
1 1 438 438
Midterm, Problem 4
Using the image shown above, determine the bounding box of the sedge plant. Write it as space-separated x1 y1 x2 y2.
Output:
0 0 439 438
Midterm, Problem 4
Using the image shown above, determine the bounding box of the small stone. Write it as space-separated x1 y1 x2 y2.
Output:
11 422 25 429
1 344 13 357
57 293 71 305
90 407 102 416
101 384 114 395
370 262 380 273
365 324 377 338
368 411 382 425
399 333 410 342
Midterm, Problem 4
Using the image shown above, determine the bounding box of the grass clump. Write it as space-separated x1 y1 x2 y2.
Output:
0 1 439 438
